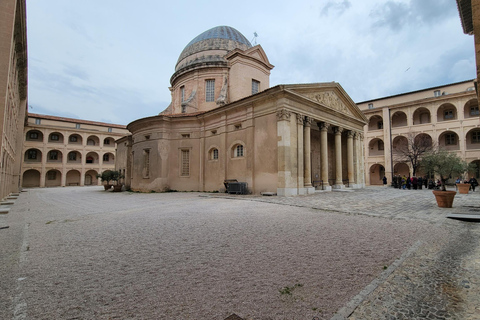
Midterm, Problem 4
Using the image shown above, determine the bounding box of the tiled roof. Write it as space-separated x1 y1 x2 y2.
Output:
456 0 473 34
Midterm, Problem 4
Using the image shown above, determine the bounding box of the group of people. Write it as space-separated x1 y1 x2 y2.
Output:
389 175 428 190
384 175 479 191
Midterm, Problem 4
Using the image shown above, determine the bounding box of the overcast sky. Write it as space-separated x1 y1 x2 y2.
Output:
26 0 475 125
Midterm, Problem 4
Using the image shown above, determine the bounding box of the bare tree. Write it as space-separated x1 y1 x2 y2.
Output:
393 132 435 176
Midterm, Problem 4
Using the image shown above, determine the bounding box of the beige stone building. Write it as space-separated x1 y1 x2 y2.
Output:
358 80 480 185
0 0 27 200
457 0 480 101
119 26 367 195
22 113 128 187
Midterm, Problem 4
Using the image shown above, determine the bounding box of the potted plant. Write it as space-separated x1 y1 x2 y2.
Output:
110 170 125 192
421 150 470 208
97 170 113 190
456 178 471 194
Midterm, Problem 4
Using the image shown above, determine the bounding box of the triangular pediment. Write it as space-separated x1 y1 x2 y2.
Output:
225 44 274 70
284 83 368 123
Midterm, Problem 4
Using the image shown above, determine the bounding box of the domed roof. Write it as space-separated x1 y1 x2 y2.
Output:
175 26 252 73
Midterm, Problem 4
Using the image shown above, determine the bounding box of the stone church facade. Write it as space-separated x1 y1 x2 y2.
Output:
118 26 367 195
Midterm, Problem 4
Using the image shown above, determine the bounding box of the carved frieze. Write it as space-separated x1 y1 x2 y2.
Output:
306 91 352 116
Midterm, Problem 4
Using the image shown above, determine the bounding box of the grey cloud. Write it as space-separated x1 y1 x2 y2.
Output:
370 0 456 32
321 0 352 16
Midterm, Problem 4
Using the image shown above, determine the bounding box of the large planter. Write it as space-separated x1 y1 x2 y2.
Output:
113 184 123 192
433 190 457 208
104 184 112 190
457 183 470 194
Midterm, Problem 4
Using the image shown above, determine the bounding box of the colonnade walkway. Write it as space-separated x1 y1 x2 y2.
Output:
1 186 479 319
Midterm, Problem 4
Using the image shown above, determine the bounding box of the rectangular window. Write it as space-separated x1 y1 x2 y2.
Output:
252 79 260 94
444 110 453 119
206 80 215 102
434 90 441 97
235 145 244 157
49 151 58 160
108 128 112 133
368 103 373 109
35 118 41 125
68 152 76 161
446 134 456 145
470 106 479 116
29 132 39 139
181 149 190 176
27 150 37 160
50 134 59 141
472 132 480 143
377 121 383 130
76 123 81 129
181 86 185 102
378 140 384 150
103 154 109 161
143 149 150 178
213 149 218 160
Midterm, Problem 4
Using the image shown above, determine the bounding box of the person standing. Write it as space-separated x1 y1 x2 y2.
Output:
469 177 478 192
382 176 387 187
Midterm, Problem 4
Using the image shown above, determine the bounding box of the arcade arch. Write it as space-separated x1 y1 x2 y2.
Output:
464 99 479 119
437 103 457 122
368 115 383 131
25 130 43 142
45 169 62 187
369 163 385 185
85 170 98 186
368 138 384 156
66 170 81 186
412 107 431 125
24 148 42 162
22 169 40 187
438 131 460 150
391 111 407 127
48 132 64 143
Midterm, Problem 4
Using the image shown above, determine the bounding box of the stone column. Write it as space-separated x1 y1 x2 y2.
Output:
304 117 312 188
334 126 344 188
296 114 304 193
356 133 365 187
320 122 331 190
347 130 354 186
276 108 295 196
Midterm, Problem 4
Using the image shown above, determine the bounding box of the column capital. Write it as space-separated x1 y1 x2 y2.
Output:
276 109 291 121
334 126 343 135
304 116 313 127
319 122 330 131
296 113 304 124
347 130 355 138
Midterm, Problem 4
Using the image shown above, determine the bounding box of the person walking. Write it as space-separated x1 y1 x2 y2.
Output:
382 176 387 187
402 175 407 190
418 176 423 190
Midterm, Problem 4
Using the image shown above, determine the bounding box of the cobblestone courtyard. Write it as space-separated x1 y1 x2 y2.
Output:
1 186 479 319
